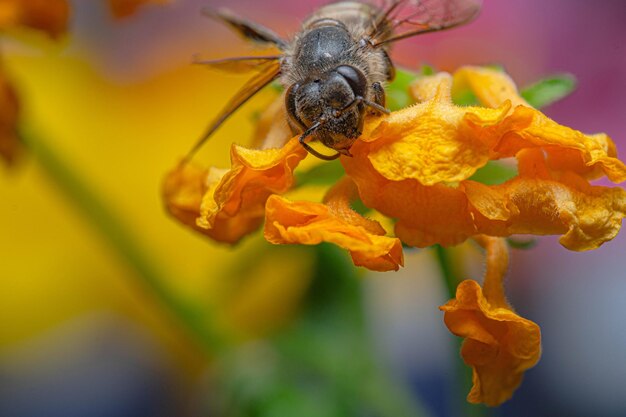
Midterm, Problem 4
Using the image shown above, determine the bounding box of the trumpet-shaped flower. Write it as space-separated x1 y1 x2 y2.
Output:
440 236 541 406
164 137 306 244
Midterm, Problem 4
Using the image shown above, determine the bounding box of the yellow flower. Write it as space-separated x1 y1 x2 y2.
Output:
0 0 69 38
163 66 626 269
440 236 541 406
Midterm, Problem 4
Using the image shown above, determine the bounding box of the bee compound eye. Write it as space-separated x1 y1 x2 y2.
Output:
334 65 367 97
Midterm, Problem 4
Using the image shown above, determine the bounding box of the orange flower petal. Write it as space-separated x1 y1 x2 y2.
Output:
162 162 262 243
345 144 626 250
362 73 511 185
483 106 626 182
360 69 626 186
450 67 626 181
190 137 306 243
343 147 476 247
0 0 69 38
440 280 541 406
465 148 626 251
0 73 20 165
264 194 403 272
343 69 626 249
451 66 529 108
108 0 169 18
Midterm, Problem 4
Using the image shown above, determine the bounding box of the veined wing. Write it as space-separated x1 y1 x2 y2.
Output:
368 0 482 47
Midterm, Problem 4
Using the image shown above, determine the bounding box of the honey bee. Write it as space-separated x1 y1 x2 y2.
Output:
185 0 482 161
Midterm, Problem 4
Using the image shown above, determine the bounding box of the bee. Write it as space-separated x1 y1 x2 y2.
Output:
185 0 482 161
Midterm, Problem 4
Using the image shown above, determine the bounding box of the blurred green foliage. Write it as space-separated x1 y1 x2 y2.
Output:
521 74 577 109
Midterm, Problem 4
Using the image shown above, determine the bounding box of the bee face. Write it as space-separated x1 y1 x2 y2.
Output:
287 65 368 151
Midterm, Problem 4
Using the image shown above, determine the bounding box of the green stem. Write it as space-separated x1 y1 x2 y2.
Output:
433 245 490 417
434 245 458 300
21 127 228 356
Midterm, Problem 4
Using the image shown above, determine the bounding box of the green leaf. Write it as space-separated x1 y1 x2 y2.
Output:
453 89 479 106
294 160 345 187
419 64 436 76
469 161 517 185
521 74 577 109
386 68 418 111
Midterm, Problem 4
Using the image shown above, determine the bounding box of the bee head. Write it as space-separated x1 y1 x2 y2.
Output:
287 65 368 150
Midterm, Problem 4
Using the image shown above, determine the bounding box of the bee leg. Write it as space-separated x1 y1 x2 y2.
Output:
335 93 389 118
370 82 389 115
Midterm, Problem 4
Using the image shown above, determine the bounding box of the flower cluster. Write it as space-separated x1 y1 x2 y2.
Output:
165 66 626 266
164 65 626 405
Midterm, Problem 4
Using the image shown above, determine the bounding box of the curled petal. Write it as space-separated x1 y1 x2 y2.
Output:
486 106 626 182
343 149 476 247
108 0 169 18
345 145 626 249
544 133 621 181
466 148 626 251
343 69 626 249
0 74 20 165
0 0 69 38
196 137 307 242
162 163 261 243
264 194 403 272
450 66 626 181
360 73 511 185
452 66 529 108
466 178 626 252
163 137 305 243
440 280 541 406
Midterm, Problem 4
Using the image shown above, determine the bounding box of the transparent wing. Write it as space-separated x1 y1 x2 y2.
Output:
192 55 281 74
369 0 482 47
182 60 282 163
202 8 287 49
